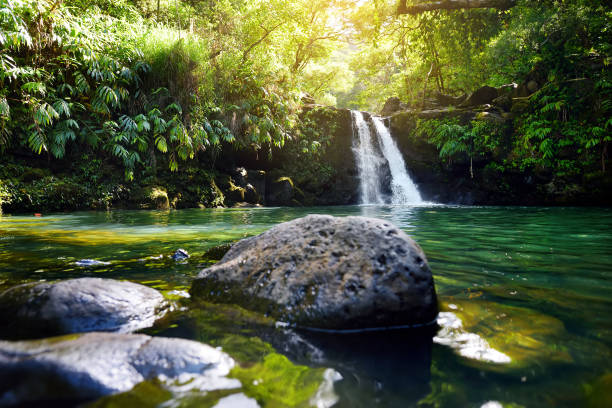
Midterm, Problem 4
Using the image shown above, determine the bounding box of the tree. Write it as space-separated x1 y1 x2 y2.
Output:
397 0 517 15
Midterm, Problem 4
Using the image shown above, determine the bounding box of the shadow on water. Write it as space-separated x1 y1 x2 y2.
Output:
294 327 436 408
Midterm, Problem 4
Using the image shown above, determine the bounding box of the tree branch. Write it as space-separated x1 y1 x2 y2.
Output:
242 22 285 62
397 0 517 15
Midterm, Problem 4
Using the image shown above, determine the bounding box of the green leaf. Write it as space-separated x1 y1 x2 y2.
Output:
0 98 9 118
53 99 71 118
155 136 168 153
22 82 46 96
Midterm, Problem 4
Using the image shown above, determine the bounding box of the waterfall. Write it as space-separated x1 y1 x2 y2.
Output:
352 111 385 204
351 111 423 205
372 117 423 205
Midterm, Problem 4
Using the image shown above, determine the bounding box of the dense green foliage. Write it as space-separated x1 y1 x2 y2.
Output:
0 0 610 210
352 0 610 191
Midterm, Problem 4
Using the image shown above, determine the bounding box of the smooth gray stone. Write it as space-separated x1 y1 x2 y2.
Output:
0 278 169 338
0 332 239 405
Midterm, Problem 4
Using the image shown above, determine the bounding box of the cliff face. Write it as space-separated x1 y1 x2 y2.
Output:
388 109 612 206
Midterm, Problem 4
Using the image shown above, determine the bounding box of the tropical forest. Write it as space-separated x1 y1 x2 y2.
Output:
0 0 610 407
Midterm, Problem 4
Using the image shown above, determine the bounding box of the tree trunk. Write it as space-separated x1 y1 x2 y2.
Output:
397 0 517 15
470 156 473 179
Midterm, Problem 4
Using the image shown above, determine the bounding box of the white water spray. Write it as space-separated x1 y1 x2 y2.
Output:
372 117 423 204
351 111 424 205
352 111 385 204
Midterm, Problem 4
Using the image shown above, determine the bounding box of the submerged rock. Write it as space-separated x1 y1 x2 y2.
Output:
0 332 239 405
191 215 438 330
171 248 190 260
75 259 110 267
0 278 168 339
203 243 233 261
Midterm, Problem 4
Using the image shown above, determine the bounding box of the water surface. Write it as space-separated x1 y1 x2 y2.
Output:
1 206 611 407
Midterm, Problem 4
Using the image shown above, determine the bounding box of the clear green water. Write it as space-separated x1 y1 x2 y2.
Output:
1 206 611 407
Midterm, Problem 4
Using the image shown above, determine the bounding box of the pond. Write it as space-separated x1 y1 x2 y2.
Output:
1 206 611 407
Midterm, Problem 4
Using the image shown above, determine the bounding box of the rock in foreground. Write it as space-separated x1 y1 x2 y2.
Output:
0 278 168 339
0 332 239 405
191 215 438 330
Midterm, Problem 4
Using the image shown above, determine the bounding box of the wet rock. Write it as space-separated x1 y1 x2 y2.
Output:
247 170 266 202
191 215 438 330
244 183 260 204
203 243 233 261
0 278 168 339
526 80 539 93
226 179 246 203
460 86 499 107
0 332 239 405
433 91 467 107
266 177 294 206
134 186 170 210
231 167 248 187
171 248 190 261
75 259 110 267
380 97 408 116
492 94 512 111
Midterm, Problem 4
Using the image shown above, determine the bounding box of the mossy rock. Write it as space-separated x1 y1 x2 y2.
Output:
585 373 612 408
199 179 225 208
440 300 574 369
230 353 327 407
134 186 170 210
511 97 530 113
203 243 233 261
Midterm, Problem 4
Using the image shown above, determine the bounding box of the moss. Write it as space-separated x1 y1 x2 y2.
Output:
0 179 10 214
228 179 246 202
202 243 233 261
275 176 294 187
441 300 574 368
85 381 173 408
202 179 225 207
584 373 612 408
230 353 327 407
135 186 170 210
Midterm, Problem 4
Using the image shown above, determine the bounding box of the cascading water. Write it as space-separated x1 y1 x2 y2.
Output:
372 117 423 205
352 111 385 204
351 110 424 205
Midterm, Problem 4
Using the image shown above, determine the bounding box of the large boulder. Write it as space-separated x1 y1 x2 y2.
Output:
460 86 499 107
266 177 295 206
191 215 438 330
0 278 168 339
380 97 408 116
0 332 239 405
